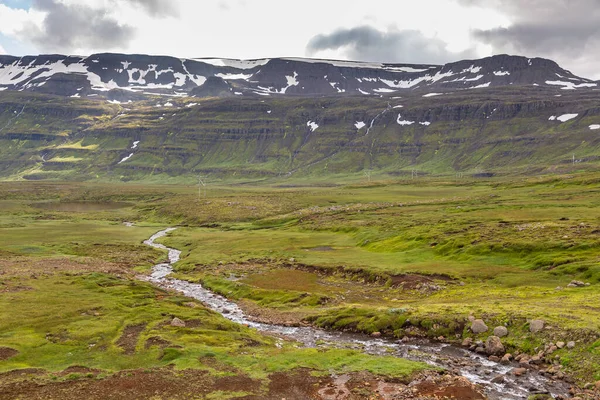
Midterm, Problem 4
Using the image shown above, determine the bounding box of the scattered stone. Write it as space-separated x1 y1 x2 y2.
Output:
493 326 508 337
491 375 505 384
566 341 576 349
488 355 500 362
475 346 485 354
471 319 488 334
556 341 565 349
371 331 382 338
170 317 186 327
184 302 198 308
595 380 600 390
462 337 473 347
529 319 545 333
288 258 296 263
567 280 585 288
485 336 505 356
501 353 512 364
468 315 476 322
512 368 527 376
530 355 543 365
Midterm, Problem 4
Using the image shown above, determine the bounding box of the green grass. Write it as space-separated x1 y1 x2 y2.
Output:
1 175 600 383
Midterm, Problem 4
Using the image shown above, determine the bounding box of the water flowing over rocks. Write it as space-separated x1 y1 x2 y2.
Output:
141 228 571 400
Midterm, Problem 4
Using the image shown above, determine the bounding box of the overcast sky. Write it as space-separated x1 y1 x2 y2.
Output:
0 0 598 79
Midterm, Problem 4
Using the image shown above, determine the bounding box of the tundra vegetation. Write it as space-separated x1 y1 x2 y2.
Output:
0 172 599 398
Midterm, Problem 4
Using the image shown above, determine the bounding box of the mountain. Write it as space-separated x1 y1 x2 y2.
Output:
1 53 600 183
0 53 597 100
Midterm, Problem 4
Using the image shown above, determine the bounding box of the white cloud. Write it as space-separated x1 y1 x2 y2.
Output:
0 4 44 36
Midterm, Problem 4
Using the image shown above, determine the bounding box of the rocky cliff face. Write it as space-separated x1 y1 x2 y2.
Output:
0 53 596 100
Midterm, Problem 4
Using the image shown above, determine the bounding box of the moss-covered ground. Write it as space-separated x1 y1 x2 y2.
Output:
0 172 599 395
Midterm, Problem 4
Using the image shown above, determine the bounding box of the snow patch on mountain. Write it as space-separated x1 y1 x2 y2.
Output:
493 71 510 76
469 82 491 89
462 65 482 74
397 114 415 126
374 88 396 93
355 121 366 129
280 72 299 94
423 93 443 97
545 80 597 90
197 58 270 69
556 113 578 122
118 153 134 164
215 73 253 80
589 124 600 130
307 121 319 131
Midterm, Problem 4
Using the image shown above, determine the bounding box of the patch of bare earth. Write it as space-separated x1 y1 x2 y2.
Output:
390 274 453 290
0 348 18 361
238 299 309 326
0 368 486 400
116 324 146 355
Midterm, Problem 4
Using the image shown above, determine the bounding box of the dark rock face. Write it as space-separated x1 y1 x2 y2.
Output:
0 53 595 99
190 76 233 97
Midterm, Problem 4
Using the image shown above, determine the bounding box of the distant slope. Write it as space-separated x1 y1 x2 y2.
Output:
1 85 600 182
0 53 596 100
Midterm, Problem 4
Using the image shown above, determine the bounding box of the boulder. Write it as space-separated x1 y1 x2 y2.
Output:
501 353 512 364
171 317 186 327
556 341 565 349
529 319 545 333
567 341 576 349
371 331 382 338
471 319 488 334
493 326 508 337
485 336 505 356
462 337 473 347
512 367 527 376
567 280 585 288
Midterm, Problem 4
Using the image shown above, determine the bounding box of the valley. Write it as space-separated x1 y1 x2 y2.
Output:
1 53 600 399
0 176 599 399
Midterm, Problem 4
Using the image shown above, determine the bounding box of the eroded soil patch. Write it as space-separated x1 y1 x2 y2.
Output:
116 324 146 355
0 348 18 361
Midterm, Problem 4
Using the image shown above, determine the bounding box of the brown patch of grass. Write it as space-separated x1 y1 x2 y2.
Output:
115 324 146 355
0 348 18 361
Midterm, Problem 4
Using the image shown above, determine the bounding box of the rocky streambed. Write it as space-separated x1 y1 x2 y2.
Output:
142 228 572 400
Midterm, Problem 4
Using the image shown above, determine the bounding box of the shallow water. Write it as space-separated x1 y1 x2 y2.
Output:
142 228 569 400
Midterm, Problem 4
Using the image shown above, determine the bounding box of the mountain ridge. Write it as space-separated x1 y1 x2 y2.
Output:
0 53 596 100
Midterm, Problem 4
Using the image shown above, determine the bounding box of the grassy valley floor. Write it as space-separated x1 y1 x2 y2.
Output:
0 174 599 398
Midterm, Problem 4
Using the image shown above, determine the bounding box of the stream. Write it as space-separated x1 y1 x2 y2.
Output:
142 228 570 400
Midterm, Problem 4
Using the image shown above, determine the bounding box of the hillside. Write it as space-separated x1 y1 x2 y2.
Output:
0 53 600 182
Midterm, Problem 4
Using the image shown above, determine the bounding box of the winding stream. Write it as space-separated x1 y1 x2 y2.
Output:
142 228 569 400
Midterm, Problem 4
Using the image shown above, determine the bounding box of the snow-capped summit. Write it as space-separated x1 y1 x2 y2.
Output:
0 53 595 99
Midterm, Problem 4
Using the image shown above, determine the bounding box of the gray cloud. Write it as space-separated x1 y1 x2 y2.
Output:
22 0 176 53
306 26 477 65
123 0 179 17
24 0 134 53
464 0 600 79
